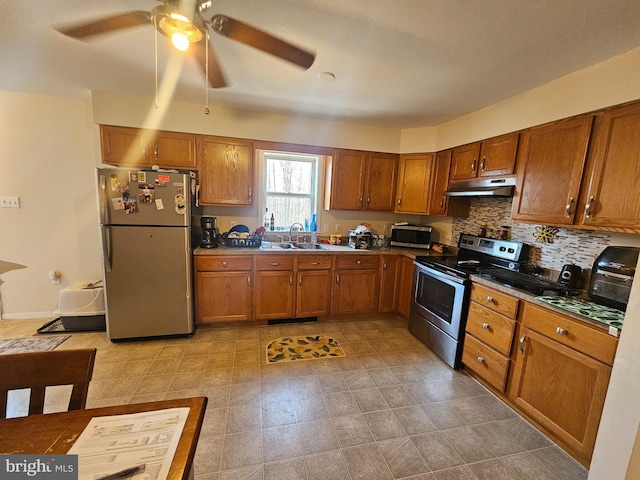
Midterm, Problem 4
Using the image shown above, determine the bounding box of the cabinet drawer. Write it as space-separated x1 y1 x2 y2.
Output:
297 254 333 270
466 302 516 356
335 255 379 270
196 255 252 272
462 334 510 392
521 302 618 366
255 255 295 271
471 283 519 319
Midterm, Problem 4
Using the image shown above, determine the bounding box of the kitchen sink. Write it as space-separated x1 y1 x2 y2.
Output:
260 242 328 250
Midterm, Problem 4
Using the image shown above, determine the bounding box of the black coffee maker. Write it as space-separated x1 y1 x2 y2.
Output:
200 216 218 248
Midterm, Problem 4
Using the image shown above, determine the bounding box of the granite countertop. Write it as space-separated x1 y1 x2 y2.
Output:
194 245 453 259
470 273 622 336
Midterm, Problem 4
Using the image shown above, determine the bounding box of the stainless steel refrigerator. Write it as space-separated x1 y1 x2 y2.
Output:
97 167 198 341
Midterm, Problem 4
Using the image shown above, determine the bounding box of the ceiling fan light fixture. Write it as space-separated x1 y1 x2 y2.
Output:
155 6 203 51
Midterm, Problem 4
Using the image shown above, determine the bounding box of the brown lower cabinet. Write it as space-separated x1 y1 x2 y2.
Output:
462 284 619 467
332 255 380 315
397 256 415 319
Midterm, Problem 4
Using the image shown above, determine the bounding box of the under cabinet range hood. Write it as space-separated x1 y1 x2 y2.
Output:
444 176 516 197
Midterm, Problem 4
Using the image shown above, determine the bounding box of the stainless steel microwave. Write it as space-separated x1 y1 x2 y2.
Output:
389 224 432 250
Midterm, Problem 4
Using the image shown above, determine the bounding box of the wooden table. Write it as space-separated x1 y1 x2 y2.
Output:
0 396 208 480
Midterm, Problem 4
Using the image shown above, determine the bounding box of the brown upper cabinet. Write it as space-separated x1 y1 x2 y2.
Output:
324 149 398 211
197 136 254 206
577 102 640 231
394 153 433 214
450 132 519 182
100 125 196 169
428 150 453 216
511 116 593 225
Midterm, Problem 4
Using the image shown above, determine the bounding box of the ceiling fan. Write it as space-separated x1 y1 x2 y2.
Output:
55 0 316 88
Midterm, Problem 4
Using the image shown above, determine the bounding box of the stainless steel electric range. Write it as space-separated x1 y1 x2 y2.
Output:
409 233 566 369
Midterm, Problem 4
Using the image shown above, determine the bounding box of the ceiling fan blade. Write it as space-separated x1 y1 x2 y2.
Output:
193 37 228 88
210 15 315 69
56 11 151 39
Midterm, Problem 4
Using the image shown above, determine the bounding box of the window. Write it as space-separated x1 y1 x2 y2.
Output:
262 151 318 230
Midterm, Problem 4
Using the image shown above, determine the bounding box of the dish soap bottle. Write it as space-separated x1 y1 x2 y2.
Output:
270 212 275 231
310 213 317 232
263 208 270 229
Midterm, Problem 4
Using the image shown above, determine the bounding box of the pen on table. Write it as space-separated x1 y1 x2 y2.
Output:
95 463 146 480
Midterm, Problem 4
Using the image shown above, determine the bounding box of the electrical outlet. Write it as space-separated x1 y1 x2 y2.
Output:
1 196 20 208
336 224 341 232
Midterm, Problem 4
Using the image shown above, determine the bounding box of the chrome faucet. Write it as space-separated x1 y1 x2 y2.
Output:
290 223 306 243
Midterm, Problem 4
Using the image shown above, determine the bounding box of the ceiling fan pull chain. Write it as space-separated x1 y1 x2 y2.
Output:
153 16 160 109
204 29 210 115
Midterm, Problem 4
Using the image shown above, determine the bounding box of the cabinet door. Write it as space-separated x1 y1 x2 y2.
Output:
332 269 379 314
510 328 611 462
197 136 254 206
379 256 400 313
511 116 593 225
151 131 197 169
196 272 252 323
100 125 148 166
395 153 433 214
397 256 415 319
325 149 367 210
255 270 294 320
427 150 452 215
296 270 331 317
478 132 519 177
580 103 640 230
450 142 481 181
365 153 398 211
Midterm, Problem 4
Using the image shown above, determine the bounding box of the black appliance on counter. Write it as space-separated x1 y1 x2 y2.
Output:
200 216 219 248
589 246 640 311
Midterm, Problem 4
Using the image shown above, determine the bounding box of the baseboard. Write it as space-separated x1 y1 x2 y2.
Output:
1 311 55 320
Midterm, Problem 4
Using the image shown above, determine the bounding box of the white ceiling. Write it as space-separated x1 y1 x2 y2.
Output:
2 0 640 129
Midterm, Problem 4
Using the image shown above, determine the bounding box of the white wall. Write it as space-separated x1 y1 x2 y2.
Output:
0 92 102 318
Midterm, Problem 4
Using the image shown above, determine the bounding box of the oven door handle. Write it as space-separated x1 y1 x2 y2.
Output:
413 262 468 286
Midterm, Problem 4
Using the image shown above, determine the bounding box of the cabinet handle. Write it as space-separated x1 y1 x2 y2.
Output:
247 276 251 287
366 194 370 206
556 326 568 336
565 196 575 217
486 296 493 303
356 260 362 265
310 262 320 266
440 198 445 208
518 334 526 354
289 275 293 286
359 195 363 206
222 261 228 267
471 159 476 173
383 262 387 270
585 196 595 218
336 274 340 285
248 188 252 202
477 356 485 364
482 322 490 329
299 277 302 286
397 197 402 206
154 144 158 161
480 156 486 170
271 262 280 266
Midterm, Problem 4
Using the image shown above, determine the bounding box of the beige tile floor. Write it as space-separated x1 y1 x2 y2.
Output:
1 316 589 480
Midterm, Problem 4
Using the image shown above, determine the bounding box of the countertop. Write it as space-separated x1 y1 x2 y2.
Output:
193 244 451 258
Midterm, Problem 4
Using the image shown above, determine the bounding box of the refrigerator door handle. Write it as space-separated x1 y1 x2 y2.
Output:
101 225 112 272
98 174 110 226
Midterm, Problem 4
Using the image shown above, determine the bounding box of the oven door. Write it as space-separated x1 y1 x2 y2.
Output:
410 262 470 338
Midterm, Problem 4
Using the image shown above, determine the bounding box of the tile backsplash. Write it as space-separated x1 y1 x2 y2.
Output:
451 197 617 277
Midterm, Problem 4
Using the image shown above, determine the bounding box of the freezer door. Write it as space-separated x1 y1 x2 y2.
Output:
104 225 194 340
97 168 194 226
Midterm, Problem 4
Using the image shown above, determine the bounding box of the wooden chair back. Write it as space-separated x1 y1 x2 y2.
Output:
0 348 96 419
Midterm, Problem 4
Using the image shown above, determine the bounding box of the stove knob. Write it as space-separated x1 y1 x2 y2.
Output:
508 262 516 270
